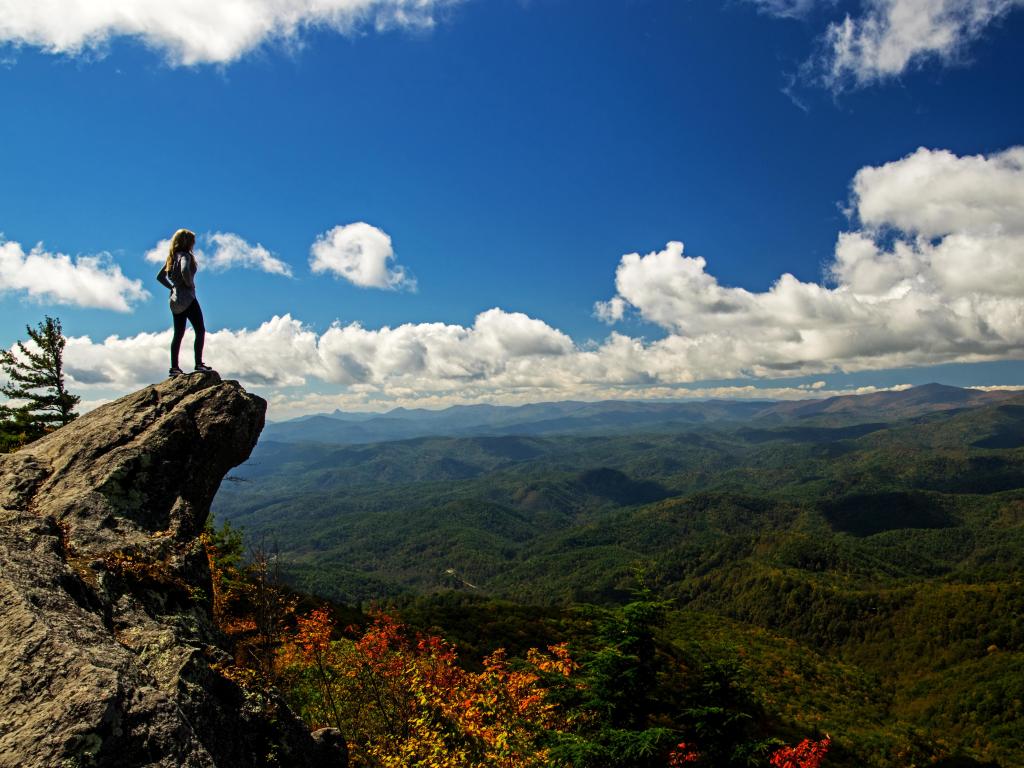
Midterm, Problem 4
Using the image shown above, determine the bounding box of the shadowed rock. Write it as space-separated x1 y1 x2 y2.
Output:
0 373 344 768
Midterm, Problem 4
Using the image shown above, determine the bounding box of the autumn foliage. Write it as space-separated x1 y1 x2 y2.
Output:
274 607 835 768
203 524 834 767
278 609 576 767
667 742 701 765
203 521 295 680
769 736 832 768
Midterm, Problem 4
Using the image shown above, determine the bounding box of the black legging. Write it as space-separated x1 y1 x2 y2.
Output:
170 299 206 370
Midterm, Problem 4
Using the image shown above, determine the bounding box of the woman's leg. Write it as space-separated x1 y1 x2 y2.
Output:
170 310 188 370
186 299 206 367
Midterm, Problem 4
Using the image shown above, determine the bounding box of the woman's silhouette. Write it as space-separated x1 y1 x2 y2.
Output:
157 229 213 377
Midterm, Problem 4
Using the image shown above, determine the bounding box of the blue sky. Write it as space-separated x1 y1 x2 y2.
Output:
1 0 1023 417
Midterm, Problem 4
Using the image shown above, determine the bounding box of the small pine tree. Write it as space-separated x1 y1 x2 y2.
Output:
0 316 80 443
0 403 40 452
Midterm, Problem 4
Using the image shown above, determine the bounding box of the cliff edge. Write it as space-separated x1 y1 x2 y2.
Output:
0 374 337 767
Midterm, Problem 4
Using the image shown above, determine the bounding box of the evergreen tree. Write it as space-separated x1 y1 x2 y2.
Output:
0 316 80 448
0 404 40 452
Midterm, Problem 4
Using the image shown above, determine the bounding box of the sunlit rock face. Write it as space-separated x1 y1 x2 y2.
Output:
0 374 339 768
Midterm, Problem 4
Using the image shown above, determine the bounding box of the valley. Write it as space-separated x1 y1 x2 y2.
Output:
213 385 1024 766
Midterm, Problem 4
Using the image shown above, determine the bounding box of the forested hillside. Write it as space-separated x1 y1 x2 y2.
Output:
213 387 1024 766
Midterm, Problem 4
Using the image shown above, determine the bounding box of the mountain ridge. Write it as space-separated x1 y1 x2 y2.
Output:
263 384 1020 445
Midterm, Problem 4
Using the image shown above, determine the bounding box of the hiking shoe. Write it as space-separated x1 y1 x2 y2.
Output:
194 363 214 373
168 367 184 377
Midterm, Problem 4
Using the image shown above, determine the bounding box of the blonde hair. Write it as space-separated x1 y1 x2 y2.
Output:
164 229 196 272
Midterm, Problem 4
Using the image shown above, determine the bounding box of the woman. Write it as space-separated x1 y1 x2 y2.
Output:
156 229 213 377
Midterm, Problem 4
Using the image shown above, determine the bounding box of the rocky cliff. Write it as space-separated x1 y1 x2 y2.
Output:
0 374 340 768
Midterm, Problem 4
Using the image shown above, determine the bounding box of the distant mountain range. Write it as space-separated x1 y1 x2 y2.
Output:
264 383 1018 445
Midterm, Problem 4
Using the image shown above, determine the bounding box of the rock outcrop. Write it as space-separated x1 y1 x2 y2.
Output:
0 374 339 768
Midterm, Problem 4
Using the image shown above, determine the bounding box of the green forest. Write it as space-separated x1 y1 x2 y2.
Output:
213 390 1024 766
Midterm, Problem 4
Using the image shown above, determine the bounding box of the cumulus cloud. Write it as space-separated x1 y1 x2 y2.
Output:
145 232 292 276
820 0 1024 88
0 237 148 311
850 146 1024 237
33 146 1024 417
593 296 626 324
597 145 1024 375
0 0 457 66
206 233 292 276
60 308 571 395
310 222 416 291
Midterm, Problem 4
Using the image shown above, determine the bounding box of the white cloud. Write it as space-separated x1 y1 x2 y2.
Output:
38 146 1024 418
593 296 626 324
969 384 1024 392
821 0 1024 88
206 232 292 276
310 222 416 291
851 146 1024 237
0 238 149 311
145 237 201 265
60 308 570 395
144 232 292 276
0 0 458 66
58 312 924 419
597 145 1024 375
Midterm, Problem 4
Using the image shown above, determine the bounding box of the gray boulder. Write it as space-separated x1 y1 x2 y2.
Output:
0 373 344 768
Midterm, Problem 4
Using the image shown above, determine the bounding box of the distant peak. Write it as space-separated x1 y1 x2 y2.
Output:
913 382 963 392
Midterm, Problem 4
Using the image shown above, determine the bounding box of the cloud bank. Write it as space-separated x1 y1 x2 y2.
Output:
310 222 417 291
15 146 1024 416
59 311 925 419
0 0 457 65
0 238 148 311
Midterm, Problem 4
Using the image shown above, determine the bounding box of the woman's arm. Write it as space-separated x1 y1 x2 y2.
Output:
156 267 172 289
179 253 195 289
